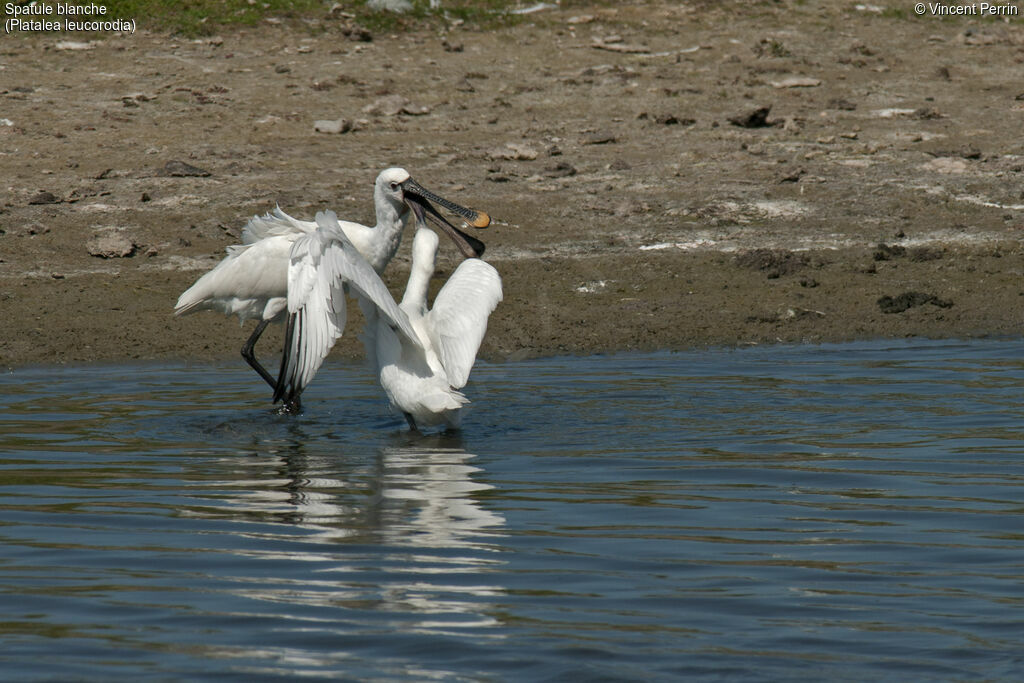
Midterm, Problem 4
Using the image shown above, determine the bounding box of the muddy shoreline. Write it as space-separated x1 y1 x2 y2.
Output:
2 2 1023 369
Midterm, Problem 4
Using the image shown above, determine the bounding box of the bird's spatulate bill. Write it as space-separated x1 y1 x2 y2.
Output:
403 178 491 228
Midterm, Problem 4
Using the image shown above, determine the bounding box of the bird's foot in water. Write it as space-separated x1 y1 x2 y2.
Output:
274 400 302 416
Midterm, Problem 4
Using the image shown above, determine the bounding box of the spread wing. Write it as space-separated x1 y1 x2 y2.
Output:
241 206 316 244
274 210 420 404
425 258 502 389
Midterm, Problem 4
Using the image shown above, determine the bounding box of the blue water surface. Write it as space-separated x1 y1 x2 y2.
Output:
1 338 1023 681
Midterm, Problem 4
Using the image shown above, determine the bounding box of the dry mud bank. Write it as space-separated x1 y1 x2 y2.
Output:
1 2 1023 368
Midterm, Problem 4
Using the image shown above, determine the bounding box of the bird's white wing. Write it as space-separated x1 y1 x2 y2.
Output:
274 211 420 404
425 258 502 389
174 235 292 320
242 206 316 244
274 225 347 404
309 213 421 350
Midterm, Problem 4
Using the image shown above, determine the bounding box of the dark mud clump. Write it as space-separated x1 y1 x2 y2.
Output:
733 248 811 279
877 292 954 314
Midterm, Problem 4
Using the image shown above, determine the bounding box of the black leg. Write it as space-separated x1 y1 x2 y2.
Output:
276 397 303 415
240 319 278 391
404 412 419 432
273 311 302 407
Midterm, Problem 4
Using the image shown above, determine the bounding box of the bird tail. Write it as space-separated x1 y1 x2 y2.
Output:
174 279 210 316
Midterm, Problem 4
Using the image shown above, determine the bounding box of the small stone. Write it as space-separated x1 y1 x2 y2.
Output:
367 0 412 11
873 243 906 261
55 40 95 51
158 160 211 177
770 76 821 89
913 107 943 120
779 167 805 183
728 105 773 128
490 143 539 161
87 232 137 259
363 94 411 116
313 118 352 134
653 113 695 126
400 103 431 116
828 98 857 111
592 38 650 54
544 162 577 178
28 190 59 205
342 26 373 42
921 157 968 174
582 132 616 145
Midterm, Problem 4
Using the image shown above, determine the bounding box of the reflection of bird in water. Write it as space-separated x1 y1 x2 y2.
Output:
186 429 506 631
204 426 504 550
372 433 505 548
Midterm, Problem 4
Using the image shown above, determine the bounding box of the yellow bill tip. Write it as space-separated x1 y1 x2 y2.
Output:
469 211 491 229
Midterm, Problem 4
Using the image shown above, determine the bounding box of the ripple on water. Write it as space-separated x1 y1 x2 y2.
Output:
1 339 1023 680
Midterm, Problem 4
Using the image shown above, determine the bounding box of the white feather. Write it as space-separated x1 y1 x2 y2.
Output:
427 258 503 389
362 224 502 430
275 211 422 404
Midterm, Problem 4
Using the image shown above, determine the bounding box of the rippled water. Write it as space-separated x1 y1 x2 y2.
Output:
2 339 1024 680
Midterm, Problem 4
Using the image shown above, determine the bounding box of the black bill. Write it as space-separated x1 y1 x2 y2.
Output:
406 194 487 258
401 177 491 228
402 179 488 258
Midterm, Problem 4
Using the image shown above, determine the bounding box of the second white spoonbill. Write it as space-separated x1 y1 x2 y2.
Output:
364 218 502 431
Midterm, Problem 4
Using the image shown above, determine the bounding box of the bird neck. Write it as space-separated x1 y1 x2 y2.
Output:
369 199 408 273
400 237 436 317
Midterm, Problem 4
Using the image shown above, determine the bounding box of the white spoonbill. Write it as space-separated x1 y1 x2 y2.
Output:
366 219 502 431
174 167 489 410
276 208 502 430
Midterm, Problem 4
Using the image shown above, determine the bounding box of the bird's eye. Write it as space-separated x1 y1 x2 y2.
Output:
390 182 399 191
